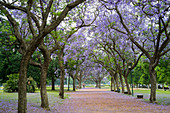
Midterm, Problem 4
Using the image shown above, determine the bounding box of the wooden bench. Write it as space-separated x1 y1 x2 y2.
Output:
137 94 143 99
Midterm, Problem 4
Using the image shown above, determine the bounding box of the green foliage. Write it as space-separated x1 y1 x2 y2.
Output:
131 56 169 86
130 61 150 85
3 74 37 93
3 73 19 92
0 52 21 84
138 62 150 85
27 65 41 88
27 77 37 93
156 57 170 85
0 18 20 84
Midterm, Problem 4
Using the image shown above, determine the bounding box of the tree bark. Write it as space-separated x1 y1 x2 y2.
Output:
95 81 99 88
67 75 70 91
38 43 51 110
59 51 65 99
78 77 82 89
119 73 124 93
99 80 101 89
18 55 30 113
51 75 55 90
114 74 119 91
111 76 113 91
40 66 49 110
113 80 116 91
73 77 76 91
124 76 131 95
149 65 157 102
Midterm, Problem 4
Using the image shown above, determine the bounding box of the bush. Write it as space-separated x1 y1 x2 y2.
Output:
27 76 37 93
3 73 19 92
3 74 37 93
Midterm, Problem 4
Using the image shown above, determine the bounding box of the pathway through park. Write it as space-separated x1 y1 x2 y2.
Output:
56 88 170 113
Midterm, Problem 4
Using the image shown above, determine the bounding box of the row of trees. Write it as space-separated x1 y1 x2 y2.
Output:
86 0 170 103
0 0 169 113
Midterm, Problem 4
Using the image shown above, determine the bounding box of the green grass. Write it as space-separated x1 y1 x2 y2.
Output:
105 86 170 105
0 87 71 106
133 89 170 95
129 89 170 105
0 90 18 102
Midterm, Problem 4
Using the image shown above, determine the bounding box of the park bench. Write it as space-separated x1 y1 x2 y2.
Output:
124 91 128 94
137 94 143 99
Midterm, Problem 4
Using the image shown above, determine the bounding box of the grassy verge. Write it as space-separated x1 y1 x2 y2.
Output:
100 86 170 105
128 88 170 105
0 87 71 105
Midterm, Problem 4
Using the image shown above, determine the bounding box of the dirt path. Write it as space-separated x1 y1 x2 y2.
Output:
56 88 170 113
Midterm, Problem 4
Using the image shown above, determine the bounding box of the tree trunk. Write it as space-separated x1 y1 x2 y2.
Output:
99 80 101 89
73 77 76 91
59 65 65 99
111 76 113 91
119 74 124 93
125 76 131 95
149 65 157 103
18 55 30 113
59 51 65 99
67 75 70 91
40 66 49 110
39 44 51 110
51 75 55 90
95 81 99 88
113 80 116 91
78 78 82 89
114 75 119 91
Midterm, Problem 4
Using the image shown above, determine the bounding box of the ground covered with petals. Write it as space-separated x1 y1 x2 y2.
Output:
57 88 170 113
0 88 169 113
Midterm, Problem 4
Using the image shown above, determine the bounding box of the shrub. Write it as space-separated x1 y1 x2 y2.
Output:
3 73 19 92
3 74 37 93
27 76 37 93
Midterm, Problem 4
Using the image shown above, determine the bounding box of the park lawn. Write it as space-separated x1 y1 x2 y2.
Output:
0 90 18 102
108 87 170 105
46 86 74 92
0 87 70 109
132 89 170 105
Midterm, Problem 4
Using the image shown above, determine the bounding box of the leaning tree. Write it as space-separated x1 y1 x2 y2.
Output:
0 0 86 112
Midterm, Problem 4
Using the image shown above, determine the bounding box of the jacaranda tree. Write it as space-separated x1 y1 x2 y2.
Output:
0 0 86 112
